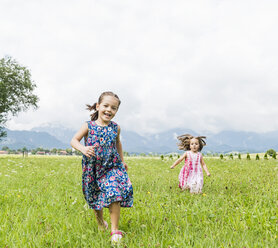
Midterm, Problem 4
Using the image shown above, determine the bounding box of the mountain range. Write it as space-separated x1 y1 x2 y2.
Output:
0 123 277 153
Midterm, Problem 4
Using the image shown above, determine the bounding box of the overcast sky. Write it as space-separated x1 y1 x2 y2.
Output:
1 0 278 135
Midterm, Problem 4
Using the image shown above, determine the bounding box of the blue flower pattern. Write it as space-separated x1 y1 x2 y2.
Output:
82 121 133 210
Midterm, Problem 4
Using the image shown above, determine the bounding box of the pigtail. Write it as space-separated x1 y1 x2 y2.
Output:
177 134 193 150
86 103 98 121
195 136 206 151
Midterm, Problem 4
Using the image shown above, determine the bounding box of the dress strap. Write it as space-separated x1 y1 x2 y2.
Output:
110 121 118 133
87 121 93 130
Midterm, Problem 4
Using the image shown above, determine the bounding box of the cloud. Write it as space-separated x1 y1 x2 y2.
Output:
1 0 278 134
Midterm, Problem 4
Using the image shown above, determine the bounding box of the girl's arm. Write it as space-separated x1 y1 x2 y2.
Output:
116 126 128 170
70 123 95 158
170 152 187 169
200 156 211 176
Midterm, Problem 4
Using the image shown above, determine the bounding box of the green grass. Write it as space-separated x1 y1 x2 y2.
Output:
0 156 277 247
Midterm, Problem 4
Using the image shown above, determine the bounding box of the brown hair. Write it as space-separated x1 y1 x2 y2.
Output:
177 134 206 151
86 91 121 121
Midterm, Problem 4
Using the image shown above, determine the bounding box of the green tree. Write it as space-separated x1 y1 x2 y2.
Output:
123 151 130 157
160 155 164 161
264 153 268 160
266 149 276 157
238 153 241 159
229 154 233 159
0 56 39 139
246 153 251 160
272 152 277 159
22 147 28 157
220 154 224 159
51 148 57 155
1 146 9 151
256 154 260 160
66 148 72 155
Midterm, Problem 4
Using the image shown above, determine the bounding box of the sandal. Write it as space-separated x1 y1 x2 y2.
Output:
111 230 123 244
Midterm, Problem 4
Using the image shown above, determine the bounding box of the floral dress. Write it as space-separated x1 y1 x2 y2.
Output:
178 151 204 193
81 121 133 210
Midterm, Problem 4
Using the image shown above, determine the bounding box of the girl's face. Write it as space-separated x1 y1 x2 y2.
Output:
190 138 200 153
96 96 120 125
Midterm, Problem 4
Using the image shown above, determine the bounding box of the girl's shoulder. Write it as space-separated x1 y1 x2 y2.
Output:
110 121 120 133
87 120 96 129
110 121 118 127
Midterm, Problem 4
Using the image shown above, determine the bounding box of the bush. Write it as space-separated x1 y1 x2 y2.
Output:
272 153 277 159
229 154 233 159
264 153 268 160
238 153 241 159
256 154 260 160
246 153 251 160
220 154 224 159
266 149 276 157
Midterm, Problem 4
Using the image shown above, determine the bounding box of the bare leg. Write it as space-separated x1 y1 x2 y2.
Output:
109 201 121 232
94 209 107 230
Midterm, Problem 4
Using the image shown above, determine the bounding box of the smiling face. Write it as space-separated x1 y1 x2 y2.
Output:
190 138 200 153
96 95 120 125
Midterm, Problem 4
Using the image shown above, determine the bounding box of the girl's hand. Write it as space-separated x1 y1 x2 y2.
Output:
170 165 175 169
123 162 128 171
207 173 211 177
82 145 96 158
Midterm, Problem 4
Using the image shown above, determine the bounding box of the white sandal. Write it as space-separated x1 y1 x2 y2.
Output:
111 230 123 244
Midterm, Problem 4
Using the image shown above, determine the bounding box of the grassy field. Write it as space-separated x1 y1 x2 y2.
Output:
0 155 277 247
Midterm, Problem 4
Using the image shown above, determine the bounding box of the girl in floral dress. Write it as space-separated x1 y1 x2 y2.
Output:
71 91 133 244
170 134 210 193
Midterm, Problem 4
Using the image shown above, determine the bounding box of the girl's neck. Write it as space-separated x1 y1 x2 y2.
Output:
95 119 110 126
190 150 198 154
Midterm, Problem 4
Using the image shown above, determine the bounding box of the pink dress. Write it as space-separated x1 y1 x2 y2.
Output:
178 151 204 193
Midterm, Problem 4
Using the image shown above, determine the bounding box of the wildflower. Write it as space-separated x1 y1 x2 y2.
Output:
17 195 21 198
147 192 150 194
202 193 206 196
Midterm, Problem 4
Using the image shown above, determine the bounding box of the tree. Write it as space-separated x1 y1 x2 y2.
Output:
51 148 57 155
256 154 260 160
229 154 233 159
246 153 251 160
238 153 241 160
273 152 277 159
22 147 28 157
220 154 224 159
66 148 72 155
264 153 268 160
0 56 39 139
1 146 9 151
266 149 276 157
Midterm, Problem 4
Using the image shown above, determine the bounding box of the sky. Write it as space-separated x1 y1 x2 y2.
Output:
1 0 278 135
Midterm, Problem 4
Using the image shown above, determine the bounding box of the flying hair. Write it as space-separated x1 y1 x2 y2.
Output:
177 134 206 151
86 91 121 121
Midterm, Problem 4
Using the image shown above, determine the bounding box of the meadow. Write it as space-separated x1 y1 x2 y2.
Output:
0 155 277 248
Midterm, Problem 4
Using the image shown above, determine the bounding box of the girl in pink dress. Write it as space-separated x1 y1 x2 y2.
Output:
170 134 211 193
